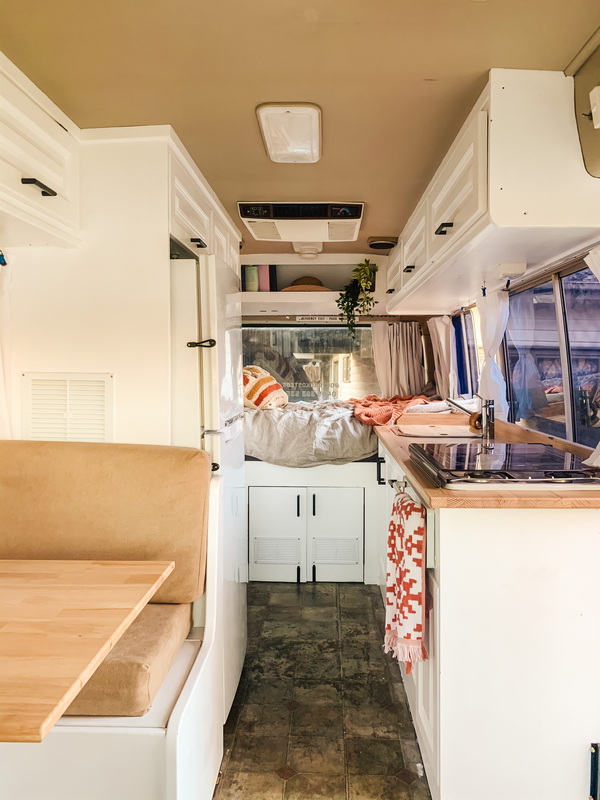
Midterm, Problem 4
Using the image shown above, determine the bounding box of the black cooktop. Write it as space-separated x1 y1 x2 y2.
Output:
408 442 600 487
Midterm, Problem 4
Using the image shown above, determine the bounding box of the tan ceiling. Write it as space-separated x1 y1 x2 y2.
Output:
0 1 599 255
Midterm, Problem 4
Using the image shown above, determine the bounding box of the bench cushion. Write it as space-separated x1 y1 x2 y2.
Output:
0 441 212 603
65 603 192 717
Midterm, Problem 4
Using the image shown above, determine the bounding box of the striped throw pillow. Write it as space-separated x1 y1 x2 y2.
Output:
243 366 289 410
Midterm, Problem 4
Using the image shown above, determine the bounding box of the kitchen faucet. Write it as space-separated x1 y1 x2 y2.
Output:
446 393 495 447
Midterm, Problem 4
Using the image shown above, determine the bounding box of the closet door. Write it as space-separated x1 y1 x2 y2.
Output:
308 487 364 582
248 487 307 582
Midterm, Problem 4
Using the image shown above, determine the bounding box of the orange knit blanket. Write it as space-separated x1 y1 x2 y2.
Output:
348 394 430 426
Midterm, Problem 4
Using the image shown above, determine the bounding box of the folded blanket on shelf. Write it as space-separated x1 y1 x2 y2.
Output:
384 491 428 674
348 394 431 425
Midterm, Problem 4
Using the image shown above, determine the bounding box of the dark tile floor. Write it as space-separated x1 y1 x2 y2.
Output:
215 582 432 800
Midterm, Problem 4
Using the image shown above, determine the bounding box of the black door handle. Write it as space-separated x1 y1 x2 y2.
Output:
312 494 316 516
21 178 57 197
190 237 207 248
403 265 416 273
434 222 454 236
297 494 301 517
187 339 216 348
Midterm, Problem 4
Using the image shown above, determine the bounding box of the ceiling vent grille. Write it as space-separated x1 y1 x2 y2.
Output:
21 372 115 442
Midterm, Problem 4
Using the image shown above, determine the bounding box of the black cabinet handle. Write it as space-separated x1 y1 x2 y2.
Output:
297 494 301 517
21 178 57 197
434 222 454 236
403 265 416 273
376 456 386 485
312 564 317 582
190 237 207 248
312 494 316 516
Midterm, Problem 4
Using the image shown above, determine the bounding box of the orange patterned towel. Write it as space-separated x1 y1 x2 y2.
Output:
243 366 289 410
384 492 428 674
348 394 430 425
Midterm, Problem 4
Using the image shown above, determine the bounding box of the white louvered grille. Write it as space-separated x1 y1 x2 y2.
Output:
327 220 358 241
314 537 360 565
254 537 301 565
22 373 114 442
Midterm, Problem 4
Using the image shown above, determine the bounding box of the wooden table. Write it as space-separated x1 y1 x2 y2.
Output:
0 559 174 743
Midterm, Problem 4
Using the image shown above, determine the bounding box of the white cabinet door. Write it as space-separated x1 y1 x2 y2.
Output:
0 70 79 246
249 486 364 582
308 487 364 582
169 151 212 252
428 110 488 262
400 196 429 287
249 486 306 582
413 570 440 796
385 242 403 295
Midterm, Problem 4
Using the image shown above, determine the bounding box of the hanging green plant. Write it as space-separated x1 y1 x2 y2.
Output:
336 259 378 336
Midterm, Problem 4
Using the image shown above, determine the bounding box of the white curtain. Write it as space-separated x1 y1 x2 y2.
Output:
584 246 600 282
427 316 458 400
371 321 425 397
0 259 13 439
476 290 510 420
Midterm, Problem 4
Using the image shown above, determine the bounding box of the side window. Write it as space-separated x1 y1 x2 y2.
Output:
562 268 600 448
505 281 566 439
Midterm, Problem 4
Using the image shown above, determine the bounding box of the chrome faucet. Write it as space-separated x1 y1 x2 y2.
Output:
446 393 495 447
474 393 495 446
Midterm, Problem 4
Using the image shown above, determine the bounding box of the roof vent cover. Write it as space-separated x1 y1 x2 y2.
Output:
238 202 363 242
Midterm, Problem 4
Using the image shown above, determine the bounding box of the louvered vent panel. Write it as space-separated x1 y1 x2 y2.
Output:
22 373 114 442
247 220 281 240
314 537 360 565
254 537 301 565
328 220 358 241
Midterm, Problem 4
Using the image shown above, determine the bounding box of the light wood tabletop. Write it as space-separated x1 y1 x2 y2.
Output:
0 559 175 743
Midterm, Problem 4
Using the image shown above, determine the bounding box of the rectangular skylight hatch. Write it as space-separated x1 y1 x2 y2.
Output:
256 104 322 163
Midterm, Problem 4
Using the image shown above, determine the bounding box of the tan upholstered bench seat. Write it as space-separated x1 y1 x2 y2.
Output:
65 603 192 717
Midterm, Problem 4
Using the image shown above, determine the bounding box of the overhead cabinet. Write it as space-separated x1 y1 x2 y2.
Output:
386 69 600 314
169 146 241 275
0 58 80 247
249 485 364 582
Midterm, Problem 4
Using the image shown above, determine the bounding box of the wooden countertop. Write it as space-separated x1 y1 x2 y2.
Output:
0 559 174 743
376 416 600 509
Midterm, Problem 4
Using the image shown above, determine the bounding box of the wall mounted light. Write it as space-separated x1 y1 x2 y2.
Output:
256 103 322 163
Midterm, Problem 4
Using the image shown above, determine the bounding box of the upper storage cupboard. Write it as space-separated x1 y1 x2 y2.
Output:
386 69 600 314
0 52 80 247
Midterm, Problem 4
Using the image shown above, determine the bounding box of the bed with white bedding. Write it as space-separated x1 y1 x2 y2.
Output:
244 400 378 467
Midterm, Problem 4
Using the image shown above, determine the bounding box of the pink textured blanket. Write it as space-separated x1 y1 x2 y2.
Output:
348 394 430 425
384 492 428 674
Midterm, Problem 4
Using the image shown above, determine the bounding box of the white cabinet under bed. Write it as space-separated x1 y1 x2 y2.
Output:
246 460 386 584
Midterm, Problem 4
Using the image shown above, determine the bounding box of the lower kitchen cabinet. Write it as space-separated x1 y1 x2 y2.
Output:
248 485 364 582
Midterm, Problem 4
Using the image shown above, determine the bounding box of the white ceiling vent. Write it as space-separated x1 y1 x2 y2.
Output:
238 202 363 242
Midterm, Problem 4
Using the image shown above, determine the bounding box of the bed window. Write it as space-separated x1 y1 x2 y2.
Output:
242 326 380 402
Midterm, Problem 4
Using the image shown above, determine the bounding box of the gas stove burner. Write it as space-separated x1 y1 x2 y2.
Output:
463 470 513 483
544 470 598 483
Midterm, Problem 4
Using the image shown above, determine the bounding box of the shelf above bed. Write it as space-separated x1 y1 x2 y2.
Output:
241 290 341 316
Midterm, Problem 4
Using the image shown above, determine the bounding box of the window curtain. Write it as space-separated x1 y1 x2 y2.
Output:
476 289 510 420
0 257 12 439
584 246 600 281
427 316 458 400
371 321 425 397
